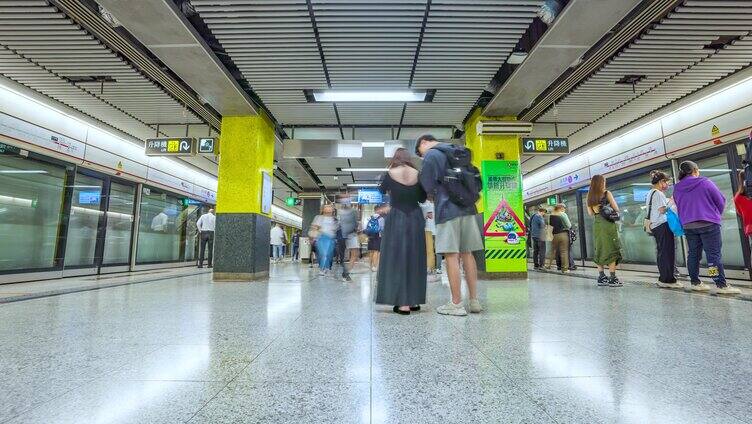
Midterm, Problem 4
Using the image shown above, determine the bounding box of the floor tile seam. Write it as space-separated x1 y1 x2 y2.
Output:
0 272 211 305
648 372 752 424
183 311 305 423
0 375 99 424
450 317 563 424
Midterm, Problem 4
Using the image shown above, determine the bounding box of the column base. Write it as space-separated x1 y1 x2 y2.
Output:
479 271 528 280
213 212 271 278
213 271 269 282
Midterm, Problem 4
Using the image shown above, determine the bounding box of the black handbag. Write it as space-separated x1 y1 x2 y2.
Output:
599 193 620 222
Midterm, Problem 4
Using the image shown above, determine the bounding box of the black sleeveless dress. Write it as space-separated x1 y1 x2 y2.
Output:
375 172 427 306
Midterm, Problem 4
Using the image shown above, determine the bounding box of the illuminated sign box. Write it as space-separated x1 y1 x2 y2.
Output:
145 138 195 157
521 137 570 155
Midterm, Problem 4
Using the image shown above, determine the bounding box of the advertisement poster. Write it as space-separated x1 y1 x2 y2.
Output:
261 171 272 214
481 160 527 273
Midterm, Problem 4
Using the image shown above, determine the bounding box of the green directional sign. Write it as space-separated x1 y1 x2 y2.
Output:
286 197 301 206
0 142 20 155
547 196 557 206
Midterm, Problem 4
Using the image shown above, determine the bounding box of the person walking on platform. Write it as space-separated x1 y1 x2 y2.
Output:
416 134 484 316
529 207 547 270
646 171 682 289
196 208 215 268
375 148 427 315
364 206 385 272
270 223 287 263
674 161 740 295
310 204 338 276
291 230 301 262
336 194 359 282
546 204 571 273
421 200 439 282
586 175 623 287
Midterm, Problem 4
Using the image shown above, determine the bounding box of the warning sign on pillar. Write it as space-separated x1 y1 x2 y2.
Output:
481 160 527 273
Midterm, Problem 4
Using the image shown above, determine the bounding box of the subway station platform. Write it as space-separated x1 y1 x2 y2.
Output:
2 262 751 423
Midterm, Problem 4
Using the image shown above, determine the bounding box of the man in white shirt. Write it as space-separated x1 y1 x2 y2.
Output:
196 208 215 268
270 223 287 263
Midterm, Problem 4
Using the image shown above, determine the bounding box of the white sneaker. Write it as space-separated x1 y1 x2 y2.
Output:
714 285 741 295
371 266 377 272
468 299 483 313
318 270 326 276
436 302 468 316
691 282 711 292
656 281 684 289
427 274 440 283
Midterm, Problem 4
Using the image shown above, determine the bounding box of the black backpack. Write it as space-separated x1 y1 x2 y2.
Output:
440 146 482 207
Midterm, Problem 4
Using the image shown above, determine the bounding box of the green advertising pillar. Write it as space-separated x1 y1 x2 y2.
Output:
213 114 275 281
465 109 527 279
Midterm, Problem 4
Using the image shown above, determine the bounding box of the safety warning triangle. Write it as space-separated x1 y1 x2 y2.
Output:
483 198 526 237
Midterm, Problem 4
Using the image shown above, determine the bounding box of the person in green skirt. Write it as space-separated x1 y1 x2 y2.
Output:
586 174 623 287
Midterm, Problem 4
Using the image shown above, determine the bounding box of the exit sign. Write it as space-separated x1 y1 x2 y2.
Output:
521 137 570 155
286 197 301 206
547 196 557 206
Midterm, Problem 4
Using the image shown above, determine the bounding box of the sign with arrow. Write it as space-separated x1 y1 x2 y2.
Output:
521 137 570 155
145 138 195 157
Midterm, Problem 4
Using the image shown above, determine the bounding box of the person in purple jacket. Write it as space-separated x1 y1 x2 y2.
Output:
673 161 740 295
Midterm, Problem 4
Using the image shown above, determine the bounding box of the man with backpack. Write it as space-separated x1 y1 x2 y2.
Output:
364 205 385 272
416 134 484 316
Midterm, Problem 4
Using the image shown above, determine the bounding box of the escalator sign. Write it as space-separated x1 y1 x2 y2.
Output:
521 137 569 155
145 138 195 156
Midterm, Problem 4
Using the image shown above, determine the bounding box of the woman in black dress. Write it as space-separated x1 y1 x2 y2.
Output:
376 148 427 315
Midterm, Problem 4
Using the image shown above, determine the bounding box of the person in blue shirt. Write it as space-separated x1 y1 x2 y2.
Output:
529 207 547 270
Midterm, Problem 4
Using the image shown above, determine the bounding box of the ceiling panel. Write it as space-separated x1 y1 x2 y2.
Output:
526 0 752 174
193 0 542 129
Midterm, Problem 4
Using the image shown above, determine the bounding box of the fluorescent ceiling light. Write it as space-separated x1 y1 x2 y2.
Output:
341 168 388 172
507 51 528 65
0 170 48 174
313 90 427 102
347 183 379 187
362 142 385 148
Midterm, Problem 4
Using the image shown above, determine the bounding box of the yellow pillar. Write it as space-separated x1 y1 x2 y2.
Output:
464 108 527 278
213 114 275 281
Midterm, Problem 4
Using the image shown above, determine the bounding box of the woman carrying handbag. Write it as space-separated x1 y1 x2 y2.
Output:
586 174 623 287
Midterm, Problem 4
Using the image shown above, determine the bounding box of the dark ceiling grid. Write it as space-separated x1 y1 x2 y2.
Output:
397 0 432 140
305 0 344 140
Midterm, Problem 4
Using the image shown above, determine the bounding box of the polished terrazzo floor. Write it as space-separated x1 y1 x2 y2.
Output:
2 262 752 423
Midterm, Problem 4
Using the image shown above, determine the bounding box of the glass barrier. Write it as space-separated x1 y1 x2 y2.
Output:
64 173 104 267
0 155 67 272
102 182 135 265
136 187 184 263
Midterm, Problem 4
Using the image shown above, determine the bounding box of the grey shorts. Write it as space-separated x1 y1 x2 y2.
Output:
435 215 484 254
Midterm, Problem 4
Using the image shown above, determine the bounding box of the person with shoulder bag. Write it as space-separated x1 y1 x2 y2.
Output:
646 171 682 289
586 174 623 287
545 204 571 273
